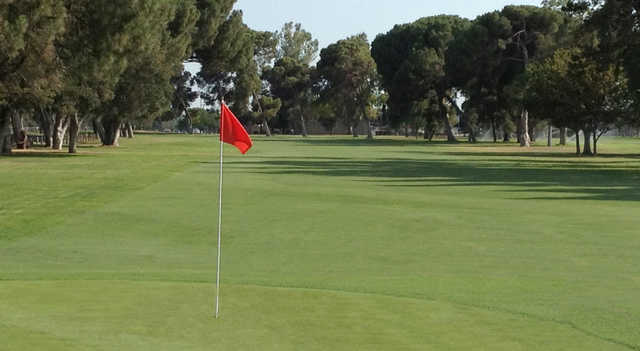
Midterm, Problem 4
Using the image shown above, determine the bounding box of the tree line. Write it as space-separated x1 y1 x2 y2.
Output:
1 0 638 156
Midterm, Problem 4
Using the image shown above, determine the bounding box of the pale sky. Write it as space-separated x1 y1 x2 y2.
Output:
234 0 543 48
188 0 543 107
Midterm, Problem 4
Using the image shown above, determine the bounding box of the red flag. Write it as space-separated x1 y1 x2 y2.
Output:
220 103 252 154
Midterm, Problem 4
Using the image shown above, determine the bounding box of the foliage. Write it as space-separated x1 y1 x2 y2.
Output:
372 15 470 141
263 57 314 135
527 48 633 154
196 10 254 104
275 22 319 65
0 0 66 153
191 0 236 52
0 0 66 108
94 0 199 146
446 6 565 144
177 107 218 132
316 34 378 137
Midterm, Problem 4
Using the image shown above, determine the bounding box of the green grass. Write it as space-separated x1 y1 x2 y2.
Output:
1 135 639 350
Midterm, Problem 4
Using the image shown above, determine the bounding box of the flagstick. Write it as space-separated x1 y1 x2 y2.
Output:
215 102 224 319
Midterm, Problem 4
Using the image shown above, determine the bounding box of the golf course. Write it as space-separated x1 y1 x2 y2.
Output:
1 135 639 350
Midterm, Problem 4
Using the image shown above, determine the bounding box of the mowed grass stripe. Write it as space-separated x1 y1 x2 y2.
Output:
0 281 632 351
1 135 640 349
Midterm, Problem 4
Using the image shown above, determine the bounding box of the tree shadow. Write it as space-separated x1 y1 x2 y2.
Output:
256 137 463 147
1 152 78 158
431 150 640 160
231 157 640 202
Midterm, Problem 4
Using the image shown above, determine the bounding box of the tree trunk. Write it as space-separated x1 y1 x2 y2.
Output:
264 119 272 137
404 124 409 138
592 129 598 156
560 127 567 146
516 122 522 144
352 122 360 138
491 119 497 143
93 118 106 144
11 111 27 150
126 122 134 138
52 114 69 150
518 35 531 147
186 116 193 134
36 108 55 147
468 127 477 143
547 124 552 147
439 98 457 142
299 110 308 137
503 131 510 142
519 108 531 147
11 111 23 139
583 128 592 155
367 119 375 140
0 108 12 155
68 113 80 154
101 118 121 146
575 130 581 155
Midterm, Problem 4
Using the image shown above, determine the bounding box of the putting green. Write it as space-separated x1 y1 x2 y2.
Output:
0 281 631 350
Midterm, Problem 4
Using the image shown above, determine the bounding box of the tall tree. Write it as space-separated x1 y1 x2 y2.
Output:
501 5 564 146
96 0 199 147
584 0 640 125
263 57 314 136
196 10 254 104
250 30 280 136
527 48 632 155
192 0 236 53
316 34 379 139
0 0 66 154
446 7 564 146
161 70 200 134
275 22 319 66
372 15 470 142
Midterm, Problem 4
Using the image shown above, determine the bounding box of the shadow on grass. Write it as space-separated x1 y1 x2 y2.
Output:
257 137 464 147
1 152 78 158
231 156 640 202
431 151 640 160
0 146 100 158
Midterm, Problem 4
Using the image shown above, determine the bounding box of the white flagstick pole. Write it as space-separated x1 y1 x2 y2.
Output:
215 101 224 319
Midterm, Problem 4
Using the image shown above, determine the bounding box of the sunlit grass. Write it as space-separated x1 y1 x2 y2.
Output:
1 135 639 350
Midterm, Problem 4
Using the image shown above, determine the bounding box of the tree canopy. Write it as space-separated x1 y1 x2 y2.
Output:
1 0 638 155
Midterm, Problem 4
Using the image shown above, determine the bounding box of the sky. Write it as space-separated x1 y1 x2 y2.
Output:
187 0 542 107
234 0 543 49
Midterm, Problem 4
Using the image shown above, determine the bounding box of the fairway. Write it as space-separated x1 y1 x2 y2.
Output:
1 135 639 350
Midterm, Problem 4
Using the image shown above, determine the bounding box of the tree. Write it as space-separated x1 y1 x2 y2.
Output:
527 48 632 155
160 70 200 134
263 57 315 136
96 0 199 147
372 15 470 142
192 0 236 53
177 108 218 133
196 10 254 104
250 30 280 136
275 22 319 66
316 34 379 139
251 94 281 136
501 6 564 147
446 7 564 146
0 0 66 154
584 0 640 126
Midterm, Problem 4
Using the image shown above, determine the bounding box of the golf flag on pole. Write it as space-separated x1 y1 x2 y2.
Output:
215 102 252 319
220 103 252 154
